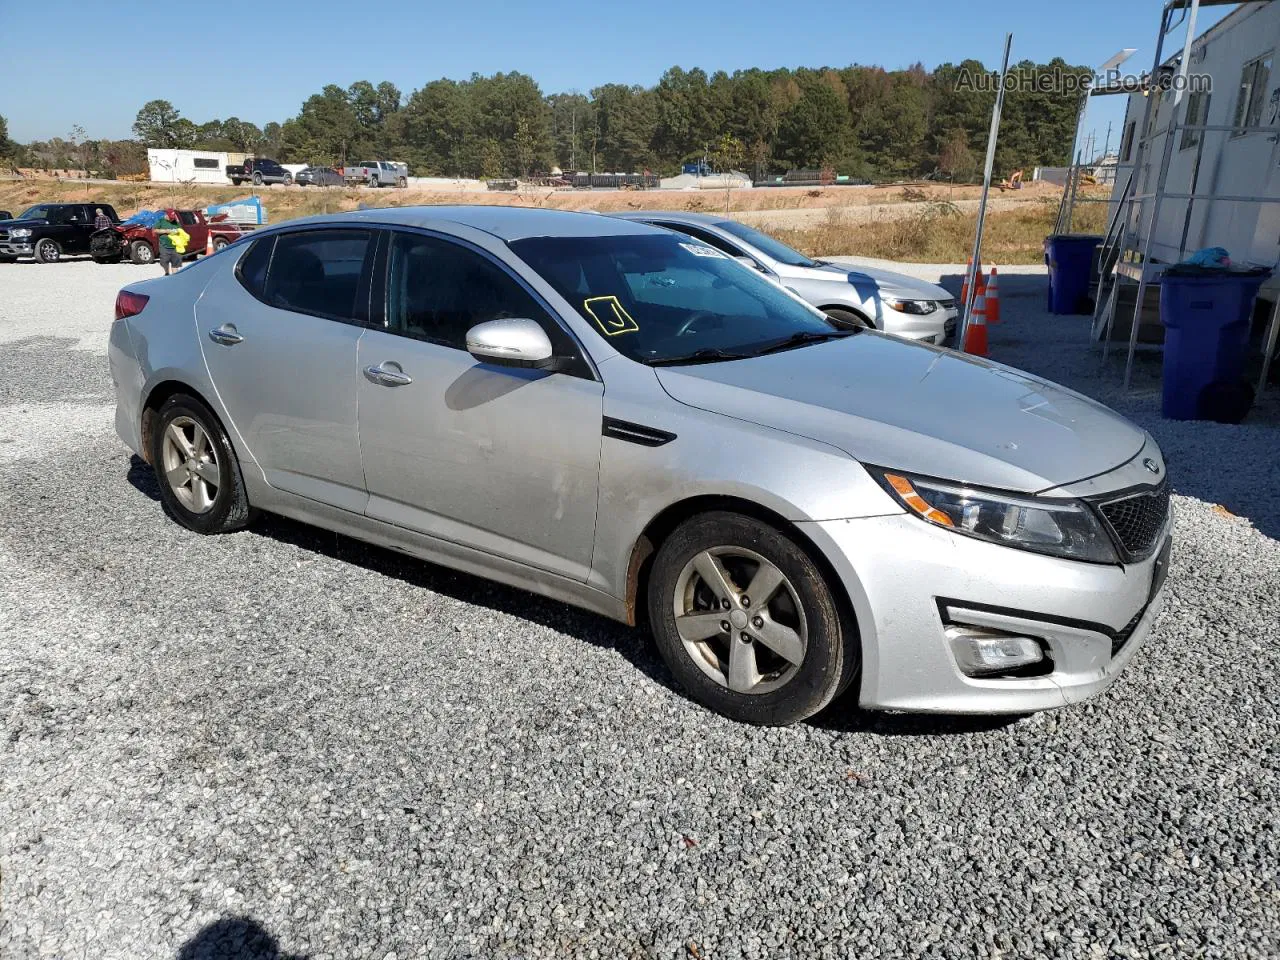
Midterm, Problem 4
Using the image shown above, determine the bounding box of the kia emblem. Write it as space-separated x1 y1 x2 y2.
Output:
1143 458 1161 475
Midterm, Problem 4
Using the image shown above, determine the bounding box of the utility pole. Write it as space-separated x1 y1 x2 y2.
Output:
1103 120 1113 159
570 105 576 172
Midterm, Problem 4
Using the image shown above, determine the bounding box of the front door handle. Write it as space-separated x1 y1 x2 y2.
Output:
364 362 413 387
208 324 243 346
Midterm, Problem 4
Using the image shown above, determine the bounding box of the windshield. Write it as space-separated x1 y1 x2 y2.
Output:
17 205 54 221
509 233 842 365
713 220 817 268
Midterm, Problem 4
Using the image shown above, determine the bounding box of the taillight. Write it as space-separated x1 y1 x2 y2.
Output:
114 290 149 321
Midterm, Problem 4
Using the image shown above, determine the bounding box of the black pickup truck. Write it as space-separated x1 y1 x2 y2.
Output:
0 202 120 263
226 157 292 186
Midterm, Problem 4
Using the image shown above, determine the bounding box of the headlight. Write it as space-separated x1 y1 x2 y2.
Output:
871 468 1118 563
883 297 936 315
10 228 32 238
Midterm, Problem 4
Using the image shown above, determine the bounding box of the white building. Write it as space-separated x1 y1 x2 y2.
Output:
147 149 232 185
1108 2 1280 267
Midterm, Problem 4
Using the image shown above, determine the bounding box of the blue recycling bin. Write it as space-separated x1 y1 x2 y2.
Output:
1044 234 1102 314
1159 266 1271 420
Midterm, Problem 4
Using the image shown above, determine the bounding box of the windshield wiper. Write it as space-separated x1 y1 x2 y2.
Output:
646 348 754 367
753 330 856 356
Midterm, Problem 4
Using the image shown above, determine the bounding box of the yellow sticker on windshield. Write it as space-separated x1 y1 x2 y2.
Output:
583 295 640 336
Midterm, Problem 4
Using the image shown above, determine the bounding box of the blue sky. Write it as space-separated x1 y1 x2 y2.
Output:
2 0 1225 152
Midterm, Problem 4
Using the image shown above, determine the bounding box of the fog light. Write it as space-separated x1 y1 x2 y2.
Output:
947 628 1044 677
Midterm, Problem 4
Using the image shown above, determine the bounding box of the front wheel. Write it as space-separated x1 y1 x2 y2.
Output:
824 307 873 330
129 240 155 265
34 238 61 263
149 394 253 535
646 512 858 726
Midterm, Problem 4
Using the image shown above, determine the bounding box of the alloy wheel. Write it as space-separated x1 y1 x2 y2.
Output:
161 416 220 514
37 239 59 262
672 547 808 694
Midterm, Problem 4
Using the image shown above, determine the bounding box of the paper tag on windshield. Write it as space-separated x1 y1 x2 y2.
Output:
680 242 726 259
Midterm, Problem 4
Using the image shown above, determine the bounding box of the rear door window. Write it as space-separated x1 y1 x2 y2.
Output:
236 237 275 296
178 211 199 226
262 229 375 323
656 222 743 258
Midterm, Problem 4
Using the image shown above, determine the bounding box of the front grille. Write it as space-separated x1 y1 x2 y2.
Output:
1098 484 1169 561
937 298 957 311
0 230 9 241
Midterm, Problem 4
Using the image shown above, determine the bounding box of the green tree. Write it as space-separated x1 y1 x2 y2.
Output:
132 99 184 147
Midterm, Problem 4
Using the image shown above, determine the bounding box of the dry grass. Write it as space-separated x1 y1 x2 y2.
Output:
0 177 1068 224
769 196 1109 264
0 176 1106 265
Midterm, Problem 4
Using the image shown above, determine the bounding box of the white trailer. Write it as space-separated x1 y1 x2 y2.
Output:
147 149 231 185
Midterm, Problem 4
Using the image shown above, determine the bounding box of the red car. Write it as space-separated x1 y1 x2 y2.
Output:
91 210 243 265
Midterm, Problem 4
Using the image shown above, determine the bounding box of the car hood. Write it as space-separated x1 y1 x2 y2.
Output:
801 261 953 301
0 218 47 228
654 333 1146 493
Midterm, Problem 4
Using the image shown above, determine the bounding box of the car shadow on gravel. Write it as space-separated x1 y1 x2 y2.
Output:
809 690 1028 737
248 504 672 687
177 916 307 960
127 454 1029 735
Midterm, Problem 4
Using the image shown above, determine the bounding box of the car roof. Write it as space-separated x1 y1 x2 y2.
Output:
613 211 732 227
268 205 666 241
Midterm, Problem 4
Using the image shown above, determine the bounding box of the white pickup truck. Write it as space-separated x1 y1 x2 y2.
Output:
343 161 408 188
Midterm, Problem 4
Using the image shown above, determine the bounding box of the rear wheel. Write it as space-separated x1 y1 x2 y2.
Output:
213 236 230 252
149 394 253 535
130 240 155 265
823 306 873 330
367 175 379 188
33 238 61 263
397 176 407 188
252 172 264 186
647 512 858 726
282 173 293 186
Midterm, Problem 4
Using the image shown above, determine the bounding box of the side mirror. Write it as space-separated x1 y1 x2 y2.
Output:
465 318 558 370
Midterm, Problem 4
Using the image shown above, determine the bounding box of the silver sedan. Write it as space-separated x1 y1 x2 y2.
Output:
615 211 958 344
109 207 1172 725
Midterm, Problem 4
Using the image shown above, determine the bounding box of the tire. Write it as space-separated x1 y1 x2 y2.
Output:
397 176 407 188
368 176 379 188
252 172 263 186
213 236 230 252
823 307 873 330
129 240 155 265
646 511 858 726
33 238 61 263
282 173 293 186
231 177 243 186
149 394 253 535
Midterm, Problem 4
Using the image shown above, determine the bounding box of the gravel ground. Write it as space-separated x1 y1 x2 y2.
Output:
1 257 1279 960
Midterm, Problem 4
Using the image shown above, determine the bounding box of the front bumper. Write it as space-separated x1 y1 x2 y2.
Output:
881 305 958 346
0 241 34 256
803 509 1172 714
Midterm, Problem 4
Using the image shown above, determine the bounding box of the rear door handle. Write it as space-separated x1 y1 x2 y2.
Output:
208 324 243 346
364 362 413 387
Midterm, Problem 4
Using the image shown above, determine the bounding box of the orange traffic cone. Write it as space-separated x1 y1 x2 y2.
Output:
960 257 973 310
204 230 215 257
985 267 1001 324
964 292 989 357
